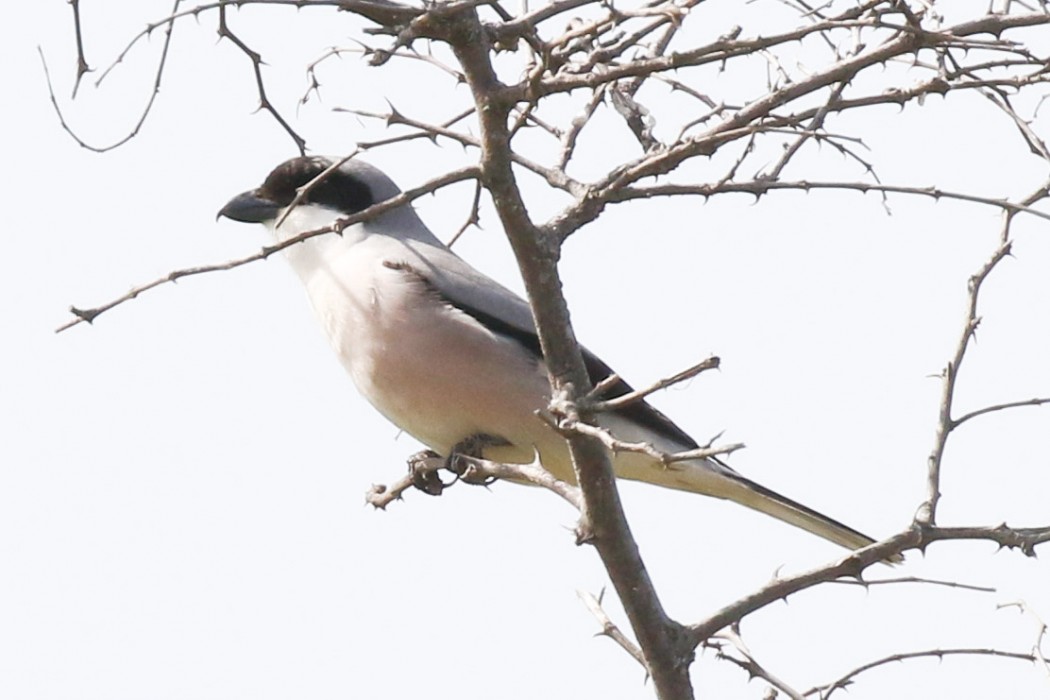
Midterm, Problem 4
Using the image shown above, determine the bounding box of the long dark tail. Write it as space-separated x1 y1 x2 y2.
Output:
656 458 902 563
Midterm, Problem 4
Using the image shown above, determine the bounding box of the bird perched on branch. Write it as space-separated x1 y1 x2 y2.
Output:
219 155 892 559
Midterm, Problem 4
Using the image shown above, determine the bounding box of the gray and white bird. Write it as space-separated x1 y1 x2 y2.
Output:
219 155 884 557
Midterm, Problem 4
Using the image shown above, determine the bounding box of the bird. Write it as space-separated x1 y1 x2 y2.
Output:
219 155 890 559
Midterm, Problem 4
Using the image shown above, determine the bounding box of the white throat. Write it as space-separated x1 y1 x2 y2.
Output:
265 204 365 283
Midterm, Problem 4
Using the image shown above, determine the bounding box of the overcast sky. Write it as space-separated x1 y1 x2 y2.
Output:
5 2 1049 698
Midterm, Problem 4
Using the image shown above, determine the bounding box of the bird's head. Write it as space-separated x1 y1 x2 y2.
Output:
218 156 404 229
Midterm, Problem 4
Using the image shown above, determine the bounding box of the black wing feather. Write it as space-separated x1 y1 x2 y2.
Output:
417 271 700 450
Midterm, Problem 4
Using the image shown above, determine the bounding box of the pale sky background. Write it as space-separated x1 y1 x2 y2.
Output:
4 1 1050 698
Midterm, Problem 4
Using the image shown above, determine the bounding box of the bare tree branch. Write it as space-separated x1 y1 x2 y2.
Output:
712 627 807 700
808 647 1042 699
446 178 484 247
41 0 181 153
603 181 1050 222
366 452 582 511
828 576 997 594
918 178 1050 525
686 520 1050 652
218 4 306 154
953 397 1050 428
445 8 696 698
998 600 1050 678
551 416 745 467
56 166 480 332
688 531 918 647
52 2 1050 698
577 589 648 670
587 356 721 414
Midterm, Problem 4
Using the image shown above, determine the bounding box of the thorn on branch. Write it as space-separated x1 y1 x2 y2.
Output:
67 0 92 98
69 306 99 324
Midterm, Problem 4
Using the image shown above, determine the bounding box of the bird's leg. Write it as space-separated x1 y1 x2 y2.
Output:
446 433 511 486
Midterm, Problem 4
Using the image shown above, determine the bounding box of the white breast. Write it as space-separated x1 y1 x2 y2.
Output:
271 208 557 462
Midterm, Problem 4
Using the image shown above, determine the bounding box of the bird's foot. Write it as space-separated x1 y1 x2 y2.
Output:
446 433 509 486
406 434 510 495
407 450 453 496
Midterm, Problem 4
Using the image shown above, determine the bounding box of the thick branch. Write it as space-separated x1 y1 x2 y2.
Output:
445 8 694 699
688 521 1050 648
688 532 916 646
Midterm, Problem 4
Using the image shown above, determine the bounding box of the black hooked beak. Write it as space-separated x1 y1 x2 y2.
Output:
217 190 281 223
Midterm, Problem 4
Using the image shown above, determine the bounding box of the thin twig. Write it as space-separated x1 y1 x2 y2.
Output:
273 152 361 229
808 647 1041 699
218 5 306 154
828 576 996 593
953 397 1050 428
920 240 1013 526
998 600 1050 678
56 166 480 332
914 176 1050 529
554 417 744 466
577 590 649 670
446 179 483 247
41 0 181 152
587 356 720 413
759 81 849 181
713 628 806 700
95 0 417 90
